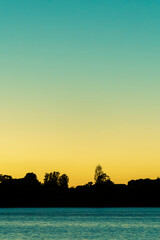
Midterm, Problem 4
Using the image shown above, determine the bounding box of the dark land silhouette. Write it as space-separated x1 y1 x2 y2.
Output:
0 165 160 207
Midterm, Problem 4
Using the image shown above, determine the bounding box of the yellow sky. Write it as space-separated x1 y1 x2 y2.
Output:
0 111 160 186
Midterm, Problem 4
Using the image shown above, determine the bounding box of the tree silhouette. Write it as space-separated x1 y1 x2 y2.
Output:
0 174 12 183
44 172 60 187
94 165 110 184
24 173 40 185
0 168 160 207
59 174 69 188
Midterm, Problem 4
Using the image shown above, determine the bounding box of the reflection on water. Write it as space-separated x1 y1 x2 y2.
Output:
0 208 160 239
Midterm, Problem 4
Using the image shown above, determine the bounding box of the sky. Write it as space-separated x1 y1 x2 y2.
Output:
0 0 160 186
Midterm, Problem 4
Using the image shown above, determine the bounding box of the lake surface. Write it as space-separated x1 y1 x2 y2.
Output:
0 208 160 239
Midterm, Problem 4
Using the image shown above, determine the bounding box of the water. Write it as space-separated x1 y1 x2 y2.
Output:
0 208 160 240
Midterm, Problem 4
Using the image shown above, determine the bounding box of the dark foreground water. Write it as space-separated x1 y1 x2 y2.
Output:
0 208 160 239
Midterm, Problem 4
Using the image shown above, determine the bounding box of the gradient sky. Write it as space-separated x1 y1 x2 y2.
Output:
0 0 160 186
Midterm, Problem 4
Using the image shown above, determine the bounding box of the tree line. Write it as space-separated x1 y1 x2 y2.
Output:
0 165 160 207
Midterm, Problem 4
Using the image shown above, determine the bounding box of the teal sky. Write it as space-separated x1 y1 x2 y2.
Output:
0 0 160 185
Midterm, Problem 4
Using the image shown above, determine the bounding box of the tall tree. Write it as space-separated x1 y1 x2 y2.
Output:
44 171 60 187
59 174 69 188
94 165 110 184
